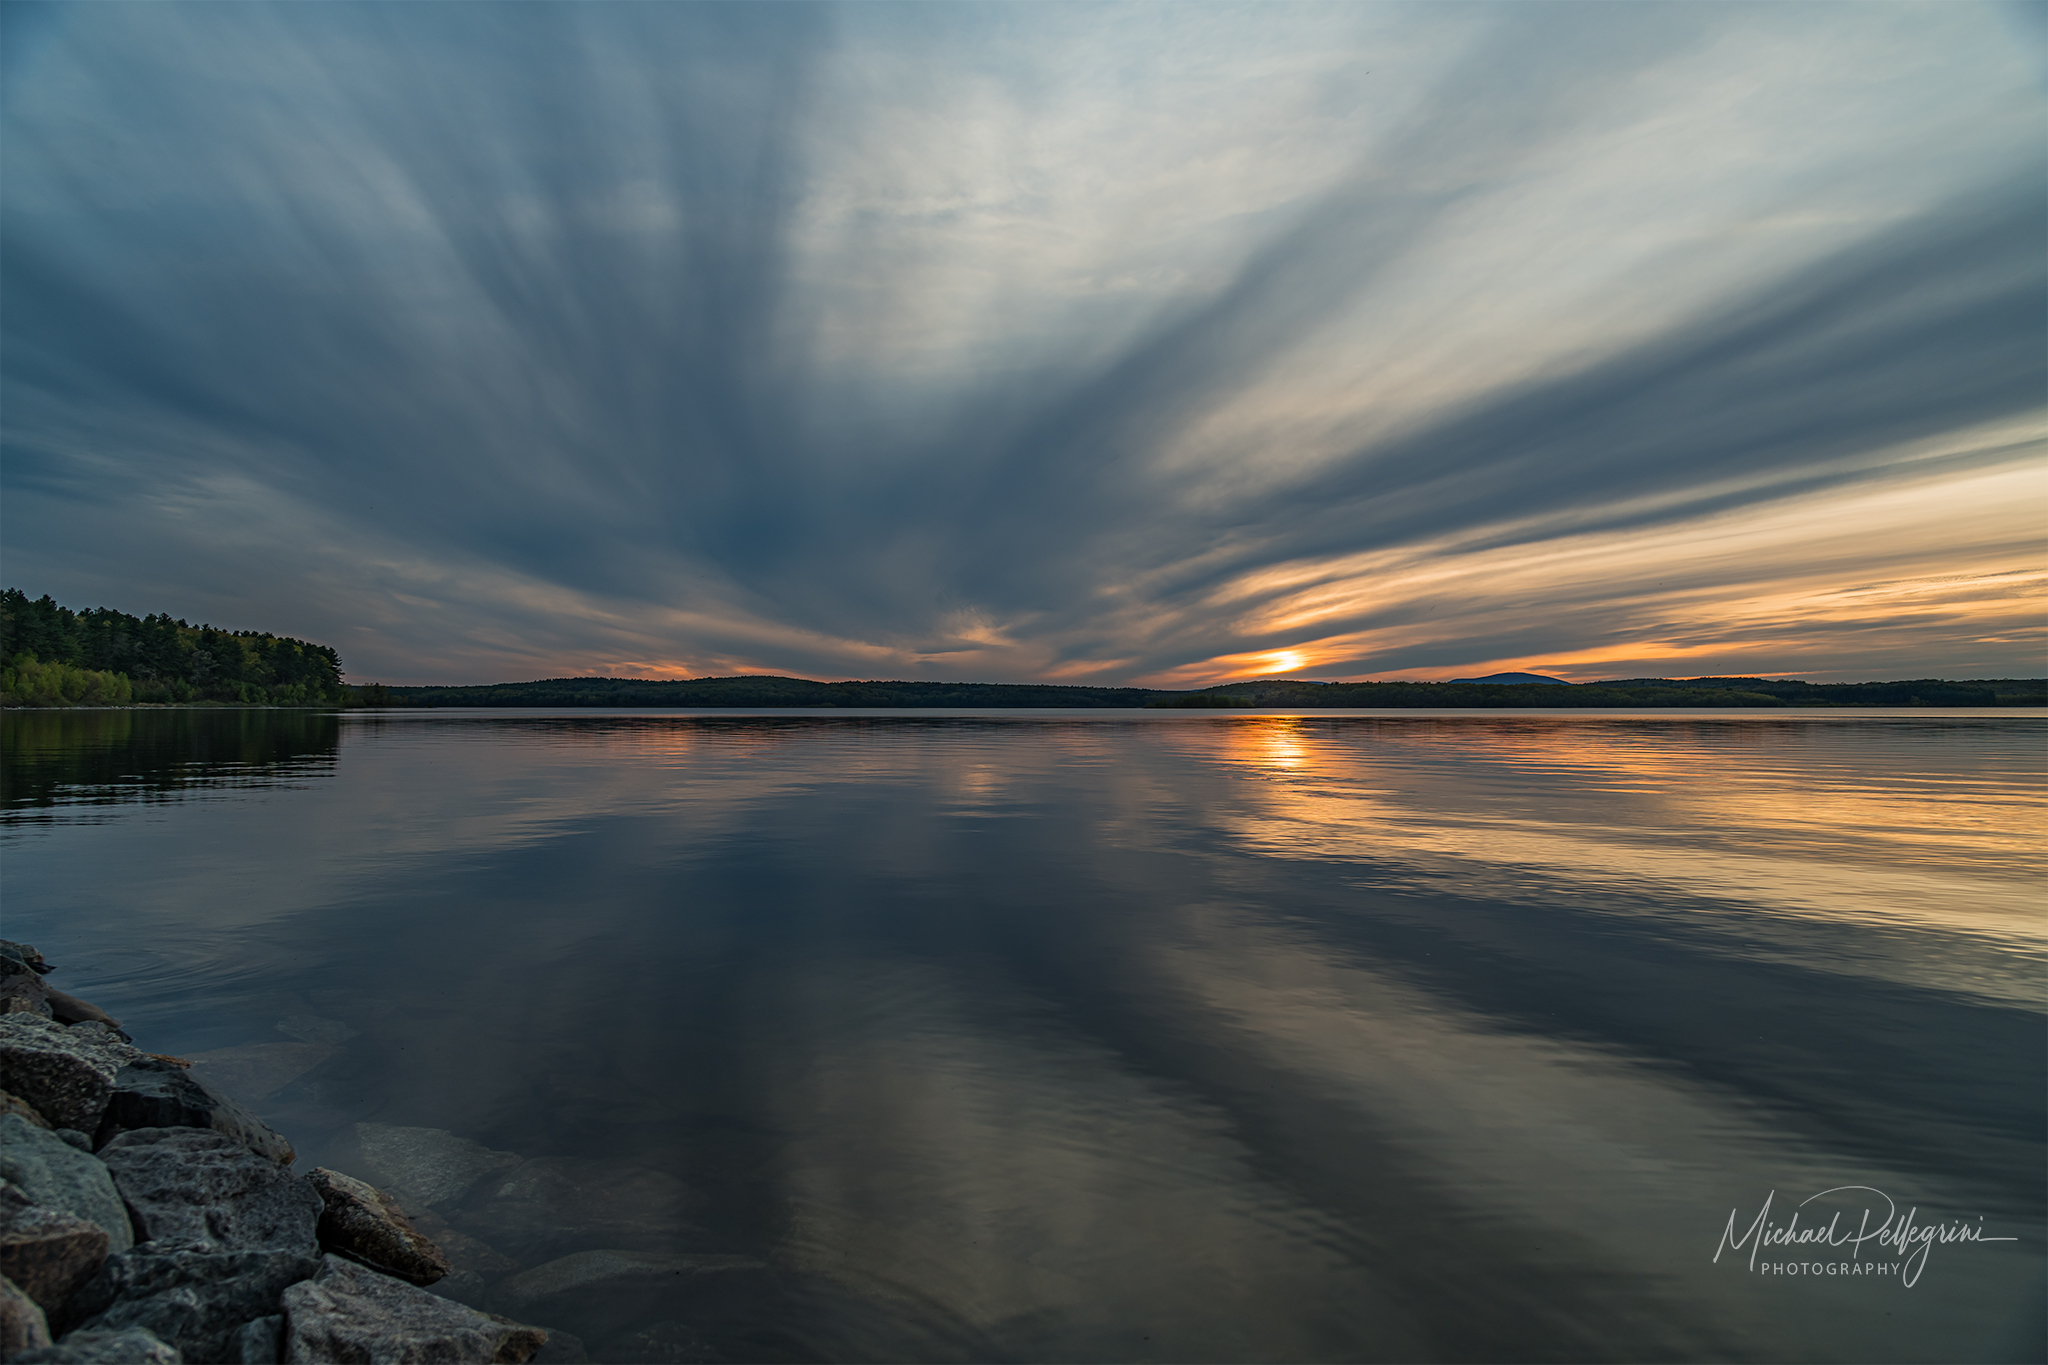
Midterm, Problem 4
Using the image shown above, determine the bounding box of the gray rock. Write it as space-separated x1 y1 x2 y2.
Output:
281 1255 546 1364
352 1124 520 1210
234 1313 283 1364
0 1090 53 1130
454 1159 696 1260
1 1273 52 1354
97 1128 320 1253
491 1249 768 1322
0 945 55 978
0 1117 132 1253
52 1132 89 1153
63 1246 319 1363
96 1060 295 1165
0 968 52 1020
0 1181 110 1315
15 1325 183 1363
305 1168 449 1286
0 1015 141 1133
40 993 124 1039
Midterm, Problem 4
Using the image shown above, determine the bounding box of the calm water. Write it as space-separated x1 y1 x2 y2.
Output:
4 709 2043 1363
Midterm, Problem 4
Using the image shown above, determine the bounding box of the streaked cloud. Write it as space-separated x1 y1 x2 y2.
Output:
3 2 2040 683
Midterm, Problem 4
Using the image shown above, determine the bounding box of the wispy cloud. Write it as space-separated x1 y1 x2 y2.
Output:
3 2 2040 683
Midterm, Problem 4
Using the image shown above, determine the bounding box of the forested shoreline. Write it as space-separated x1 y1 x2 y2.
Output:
4 589 2042 708
1 590 348 707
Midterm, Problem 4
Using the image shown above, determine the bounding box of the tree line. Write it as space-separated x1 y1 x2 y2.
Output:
1 589 349 707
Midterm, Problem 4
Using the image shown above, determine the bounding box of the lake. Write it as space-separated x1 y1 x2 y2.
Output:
3 708 2042 1362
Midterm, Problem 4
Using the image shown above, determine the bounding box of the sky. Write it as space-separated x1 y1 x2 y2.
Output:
3 2 2042 687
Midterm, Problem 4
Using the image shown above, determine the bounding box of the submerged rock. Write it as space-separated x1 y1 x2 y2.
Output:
0 1181 110 1316
97 1128 320 1253
0 1117 132 1253
405 1210 521 1309
305 1167 449 1286
183 1044 335 1107
63 1245 319 1363
1 1273 52 1354
96 1059 295 1165
273 1017 358 1047
281 1255 546 1364
454 1158 697 1260
0 1016 141 1133
352 1124 521 1210
490 1249 769 1323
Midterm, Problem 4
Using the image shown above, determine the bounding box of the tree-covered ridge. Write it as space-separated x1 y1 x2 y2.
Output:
1 589 348 706
380 673 2044 708
375 675 1168 708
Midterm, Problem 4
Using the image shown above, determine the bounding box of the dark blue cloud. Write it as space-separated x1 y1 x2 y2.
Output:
3 3 2040 683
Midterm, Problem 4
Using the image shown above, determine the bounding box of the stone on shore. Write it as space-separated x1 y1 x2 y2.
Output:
0 1181 110 1316
97 1128 320 1252
490 1249 769 1324
0 967 52 1019
13 1325 183 1363
1 1273 52 1353
305 1167 449 1286
0 1016 141 1133
97 1059 295 1165
0 1091 53 1130
40 992 124 1037
281 1255 546 1364
63 1246 320 1363
352 1124 521 1210
453 1158 696 1260
0 1117 132 1253
234 1313 284 1364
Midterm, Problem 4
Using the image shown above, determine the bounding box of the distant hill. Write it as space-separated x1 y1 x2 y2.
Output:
376 673 2046 709
1443 672 1571 685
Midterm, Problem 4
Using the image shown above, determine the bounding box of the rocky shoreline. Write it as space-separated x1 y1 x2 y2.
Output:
0 939 670 1364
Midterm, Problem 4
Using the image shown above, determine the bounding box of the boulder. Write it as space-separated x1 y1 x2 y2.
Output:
0 1181 109 1315
0 1091 52 1130
281 1255 546 1364
96 1060 295 1165
0 945 54 978
305 1168 449 1286
0 1117 132 1253
14 1325 183 1363
40 992 124 1039
453 1158 696 1260
234 1313 283 1364
352 1124 520 1210
1 1273 52 1354
490 1249 768 1325
0 969 51 1019
97 1128 320 1253
0 1016 141 1133
62 1245 319 1363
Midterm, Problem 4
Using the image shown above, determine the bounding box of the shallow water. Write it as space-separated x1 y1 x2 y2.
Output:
4 708 2043 1362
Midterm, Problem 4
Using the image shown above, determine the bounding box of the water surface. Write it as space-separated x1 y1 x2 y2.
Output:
4 709 2042 1362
